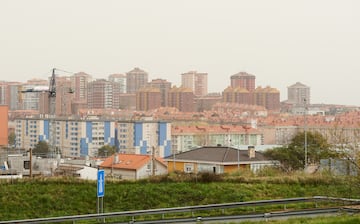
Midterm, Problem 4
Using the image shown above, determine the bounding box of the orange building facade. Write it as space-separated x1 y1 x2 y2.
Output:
0 105 8 146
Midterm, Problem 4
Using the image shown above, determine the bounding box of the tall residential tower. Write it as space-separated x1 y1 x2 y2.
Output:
126 67 148 94
287 82 310 105
181 71 208 97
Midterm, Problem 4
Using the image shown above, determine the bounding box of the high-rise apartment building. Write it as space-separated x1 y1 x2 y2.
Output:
147 79 171 107
119 93 136 110
126 67 148 94
14 117 171 158
254 86 280 111
194 93 222 112
0 81 8 105
0 81 21 109
287 82 310 105
108 74 126 94
119 121 171 157
14 117 116 157
21 79 48 111
8 82 22 110
71 72 91 103
181 71 208 97
37 76 74 116
222 86 251 105
136 87 161 111
230 72 256 92
56 76 74 116
87 79 120 109
168 87 194 112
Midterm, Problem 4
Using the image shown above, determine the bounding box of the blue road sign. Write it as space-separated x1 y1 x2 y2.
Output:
97 170 105 197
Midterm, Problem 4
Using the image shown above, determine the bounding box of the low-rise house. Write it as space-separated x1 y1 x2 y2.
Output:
55 164 98 180
164 146 277 174
99 154 168 180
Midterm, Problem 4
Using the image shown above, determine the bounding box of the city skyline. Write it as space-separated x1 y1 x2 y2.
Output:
0 0 359 106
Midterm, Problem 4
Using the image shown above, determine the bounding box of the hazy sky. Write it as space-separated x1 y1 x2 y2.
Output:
1 0 359 106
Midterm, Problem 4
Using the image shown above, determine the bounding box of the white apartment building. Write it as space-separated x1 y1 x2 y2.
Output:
14 117 172 158
14 117 116 158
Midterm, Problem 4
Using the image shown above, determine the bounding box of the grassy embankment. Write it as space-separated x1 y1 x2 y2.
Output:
0 172 359 222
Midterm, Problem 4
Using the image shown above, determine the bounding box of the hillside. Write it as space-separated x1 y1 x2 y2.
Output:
0 174 359 222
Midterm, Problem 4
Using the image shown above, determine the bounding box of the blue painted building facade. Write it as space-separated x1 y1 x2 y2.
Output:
133 121 172 158
15 118 170 158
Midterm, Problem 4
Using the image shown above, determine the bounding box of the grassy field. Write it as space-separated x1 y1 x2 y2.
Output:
0 173 359 222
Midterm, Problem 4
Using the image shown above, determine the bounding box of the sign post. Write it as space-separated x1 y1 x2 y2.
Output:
97 169 105 222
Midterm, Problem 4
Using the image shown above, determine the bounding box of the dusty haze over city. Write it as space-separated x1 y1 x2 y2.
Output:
0 0 359 106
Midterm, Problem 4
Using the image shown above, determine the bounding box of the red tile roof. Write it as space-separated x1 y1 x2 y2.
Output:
99 154 166 170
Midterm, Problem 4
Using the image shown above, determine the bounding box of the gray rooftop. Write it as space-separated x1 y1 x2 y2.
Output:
165 146 268 163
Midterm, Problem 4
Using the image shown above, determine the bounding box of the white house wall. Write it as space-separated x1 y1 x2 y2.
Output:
136 160 168 179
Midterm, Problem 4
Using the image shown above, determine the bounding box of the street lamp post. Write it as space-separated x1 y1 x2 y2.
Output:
173 149 176 171
304 98 308 170
237 147 240 170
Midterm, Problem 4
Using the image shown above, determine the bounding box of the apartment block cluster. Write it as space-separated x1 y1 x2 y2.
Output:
0 67 321 159
11 115 268 158
0 68 282 116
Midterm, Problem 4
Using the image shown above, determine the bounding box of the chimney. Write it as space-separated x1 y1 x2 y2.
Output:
114 153 119 164
248 146 255 159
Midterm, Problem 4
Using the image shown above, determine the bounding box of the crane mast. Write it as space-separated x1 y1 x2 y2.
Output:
49 68 57 116
48 68 57 157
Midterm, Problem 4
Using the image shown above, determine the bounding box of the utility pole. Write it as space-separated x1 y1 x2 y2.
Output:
304 98 308 170
29 148 32 178
173 149 176 171
152 146 155 176
237 147 240 170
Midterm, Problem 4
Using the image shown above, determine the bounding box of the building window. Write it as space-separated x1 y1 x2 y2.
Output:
184 163 194 173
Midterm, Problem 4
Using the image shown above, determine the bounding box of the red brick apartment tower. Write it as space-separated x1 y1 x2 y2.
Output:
71 72 92 103
222 86 251 105
254 86 280 111
181 71 208 97
0 105 8 146
265 87 280 111
55 76 74 116
230 72 256 92
87 79 120 109
168 87 194 112
70 72 92 114
126 67 148 94
136 87 161 111
195 93 222 112
148 79 172 107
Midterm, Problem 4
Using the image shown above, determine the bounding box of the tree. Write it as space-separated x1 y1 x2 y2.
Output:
326 125 360 197
264 145 304 172
264 131 338 172
32 141 50 158
329 126 360 174
290 131 336 164
8 132 16 147
98 145 116 157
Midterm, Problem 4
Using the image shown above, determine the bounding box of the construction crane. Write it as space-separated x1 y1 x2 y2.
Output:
21 68 74 157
